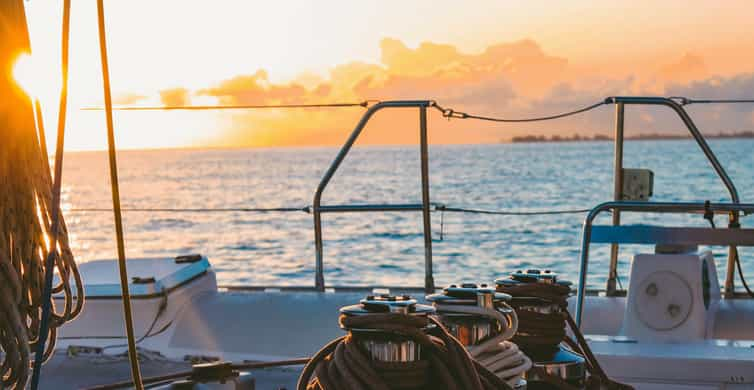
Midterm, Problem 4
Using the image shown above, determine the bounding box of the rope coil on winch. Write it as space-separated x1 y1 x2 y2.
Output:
428 285 532 388
297 296 512 390
496 272 632 390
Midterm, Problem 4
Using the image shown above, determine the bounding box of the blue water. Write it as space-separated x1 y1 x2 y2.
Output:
61 139 754 289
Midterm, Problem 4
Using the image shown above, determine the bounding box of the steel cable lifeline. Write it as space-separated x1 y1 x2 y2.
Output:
96 1 144 388
81 100 378 111
68 204 594 215
431 99 610 122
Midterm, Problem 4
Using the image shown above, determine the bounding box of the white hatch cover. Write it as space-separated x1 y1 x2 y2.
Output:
634 270 693 330
54 254 210 298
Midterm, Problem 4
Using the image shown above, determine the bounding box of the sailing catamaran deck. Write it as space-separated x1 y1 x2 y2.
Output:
35 95 754 389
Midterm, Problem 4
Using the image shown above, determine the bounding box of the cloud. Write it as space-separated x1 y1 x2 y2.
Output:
198 70 309 105
159 87 190 107
114 93 147 105
658 53 709 85
158 38 754 146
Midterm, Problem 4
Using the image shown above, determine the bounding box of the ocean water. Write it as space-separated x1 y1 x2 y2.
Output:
61 139 754 289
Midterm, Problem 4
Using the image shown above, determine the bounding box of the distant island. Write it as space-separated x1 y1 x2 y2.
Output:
510 131 754 143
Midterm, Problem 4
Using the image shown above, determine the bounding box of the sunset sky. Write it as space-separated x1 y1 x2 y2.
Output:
17 1 754 150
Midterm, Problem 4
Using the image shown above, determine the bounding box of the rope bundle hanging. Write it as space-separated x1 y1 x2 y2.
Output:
297 295 511 390
1 1 83 388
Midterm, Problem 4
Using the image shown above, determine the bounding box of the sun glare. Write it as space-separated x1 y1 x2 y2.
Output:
12 53 59 101
13 53 36 96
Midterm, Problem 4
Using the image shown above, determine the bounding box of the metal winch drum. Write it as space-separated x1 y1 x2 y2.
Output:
426 283 514 346
339 294 435 362
426 283 527 389
496 270 586 389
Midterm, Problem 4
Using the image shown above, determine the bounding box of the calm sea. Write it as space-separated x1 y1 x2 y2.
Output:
61 139 754 289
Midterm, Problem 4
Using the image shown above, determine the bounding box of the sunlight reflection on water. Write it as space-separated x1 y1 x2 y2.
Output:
62 140 754 289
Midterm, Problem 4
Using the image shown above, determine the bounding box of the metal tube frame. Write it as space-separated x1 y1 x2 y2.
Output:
607 103 625 295
576 201 754 327
604 97 741 297
312 100 435 292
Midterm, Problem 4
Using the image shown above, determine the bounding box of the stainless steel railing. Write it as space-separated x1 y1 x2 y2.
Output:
312 100 436 292
575 201 754 327
605 97 741 297
310 96 746 295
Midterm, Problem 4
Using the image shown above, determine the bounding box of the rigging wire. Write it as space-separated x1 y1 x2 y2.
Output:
96 1 144 388
67 204 594 216
431 99 609 122
81 101 377 111
70 207 309 213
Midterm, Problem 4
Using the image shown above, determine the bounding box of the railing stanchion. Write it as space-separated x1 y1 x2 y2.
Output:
312 101 433 292
607 102 624 296
419 106 435 293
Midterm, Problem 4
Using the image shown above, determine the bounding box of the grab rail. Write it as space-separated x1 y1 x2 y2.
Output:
575 201 754 326
605 97 741 297
311 97 745 295
312 100 436 292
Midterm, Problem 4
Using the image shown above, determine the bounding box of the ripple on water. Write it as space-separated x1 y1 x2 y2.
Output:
61 141 754 288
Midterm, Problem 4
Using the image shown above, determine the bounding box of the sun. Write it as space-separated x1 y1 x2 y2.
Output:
12 53 36 96
12 53 59 101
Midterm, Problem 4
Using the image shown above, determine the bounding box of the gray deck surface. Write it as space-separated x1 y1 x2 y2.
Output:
39 351 302 390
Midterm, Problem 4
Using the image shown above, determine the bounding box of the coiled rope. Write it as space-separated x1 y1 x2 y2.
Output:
1 1 83 389
432 302 532 387
297 313 511 390
496 283 631 390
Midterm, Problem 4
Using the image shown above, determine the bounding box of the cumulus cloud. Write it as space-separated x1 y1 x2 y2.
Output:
114 93 147 105
154 38 754 146
159 87 190 107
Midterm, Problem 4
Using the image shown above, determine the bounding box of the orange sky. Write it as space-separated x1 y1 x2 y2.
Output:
16 1 754 150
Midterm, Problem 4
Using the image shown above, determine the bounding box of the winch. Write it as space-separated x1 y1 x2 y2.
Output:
339 294 435 362
298 294 511 390
426 283 532 389
496 270 586 389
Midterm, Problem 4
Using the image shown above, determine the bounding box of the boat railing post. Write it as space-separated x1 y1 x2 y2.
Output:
661 99 741 297
608 97 741 297
576 206 601 327
312 101 434 292
419 105 435 293
607 102 625 296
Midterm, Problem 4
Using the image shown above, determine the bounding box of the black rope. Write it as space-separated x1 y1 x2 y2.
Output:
81 101 377 111
431 100 608 122
703 208 754 298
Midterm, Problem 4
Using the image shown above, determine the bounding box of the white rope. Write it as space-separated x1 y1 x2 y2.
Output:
434 302 532 387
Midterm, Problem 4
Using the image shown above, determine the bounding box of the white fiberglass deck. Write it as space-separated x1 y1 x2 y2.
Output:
48 256 754 389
